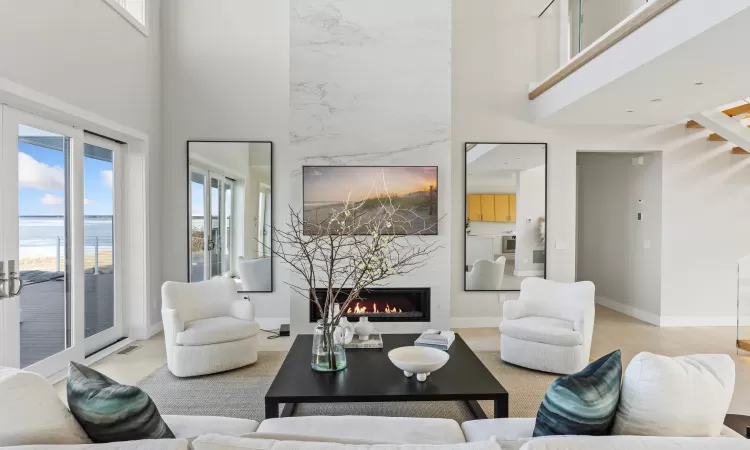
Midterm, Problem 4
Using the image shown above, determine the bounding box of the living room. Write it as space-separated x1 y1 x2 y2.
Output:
2 0 750 449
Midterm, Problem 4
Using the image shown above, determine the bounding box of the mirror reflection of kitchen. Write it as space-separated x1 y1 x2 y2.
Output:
188 141 272 292
465 143 546 291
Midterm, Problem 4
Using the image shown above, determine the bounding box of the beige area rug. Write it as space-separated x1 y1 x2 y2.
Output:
137 351 557 422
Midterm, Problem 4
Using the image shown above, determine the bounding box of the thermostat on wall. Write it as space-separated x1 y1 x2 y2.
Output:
637 212 643 221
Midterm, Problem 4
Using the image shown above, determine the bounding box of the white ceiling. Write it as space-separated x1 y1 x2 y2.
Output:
533 2 750 125
467 143 546 175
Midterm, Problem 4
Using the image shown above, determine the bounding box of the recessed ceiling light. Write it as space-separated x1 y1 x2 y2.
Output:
516 157 521 160
694 82 704 86
504 162 509 165
651 98 662 103
627 110 634 113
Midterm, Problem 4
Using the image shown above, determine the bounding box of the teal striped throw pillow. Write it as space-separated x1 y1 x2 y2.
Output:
533 350 622 436
67 362 174 443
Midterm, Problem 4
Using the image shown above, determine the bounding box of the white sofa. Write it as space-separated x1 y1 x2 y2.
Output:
161 278 260 377
3 348 746 450
500 277 595 374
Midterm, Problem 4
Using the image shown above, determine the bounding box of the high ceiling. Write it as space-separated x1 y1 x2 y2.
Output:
467 143 546 175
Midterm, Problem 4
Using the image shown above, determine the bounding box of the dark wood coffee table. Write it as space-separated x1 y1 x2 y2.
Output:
265 333 508 419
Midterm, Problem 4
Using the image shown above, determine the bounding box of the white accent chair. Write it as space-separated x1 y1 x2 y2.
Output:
467 256 506 290
499 277 595 375
161 278 260 377
237 256 272 291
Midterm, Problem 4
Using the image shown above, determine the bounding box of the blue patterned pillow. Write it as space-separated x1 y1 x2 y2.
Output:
533 350 622 436
67 362 174 443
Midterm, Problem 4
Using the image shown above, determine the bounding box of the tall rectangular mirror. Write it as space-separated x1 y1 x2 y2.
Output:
187 141 273 292
465 142 546 291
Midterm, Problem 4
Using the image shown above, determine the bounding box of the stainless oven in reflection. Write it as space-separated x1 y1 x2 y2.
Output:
501 235 516 254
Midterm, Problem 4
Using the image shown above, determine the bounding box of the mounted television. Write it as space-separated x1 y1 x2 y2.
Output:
302 166 438 236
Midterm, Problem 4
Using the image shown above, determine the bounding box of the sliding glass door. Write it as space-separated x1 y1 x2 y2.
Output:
82 134 123 355
0 106 124 377
0 106 84 376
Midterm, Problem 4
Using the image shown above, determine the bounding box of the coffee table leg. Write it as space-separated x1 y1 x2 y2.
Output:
493 396 509 418
265 399 280 419
280 403 296 418
465 400 489 420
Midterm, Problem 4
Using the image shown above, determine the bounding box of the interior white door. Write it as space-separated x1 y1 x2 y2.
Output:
0 105 86 376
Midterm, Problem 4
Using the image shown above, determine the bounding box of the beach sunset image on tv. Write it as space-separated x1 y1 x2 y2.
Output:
303 166 438 235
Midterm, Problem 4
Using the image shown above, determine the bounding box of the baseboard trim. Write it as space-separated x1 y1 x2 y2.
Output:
659 316 736 327
450 317 501 329
596 296 736 327
147 321 164 338
596 296 661 326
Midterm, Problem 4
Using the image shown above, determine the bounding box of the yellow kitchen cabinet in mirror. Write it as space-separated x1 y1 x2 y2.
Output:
495 195 510 222
480 195 495 221
466 193 516 223
467 194 482 221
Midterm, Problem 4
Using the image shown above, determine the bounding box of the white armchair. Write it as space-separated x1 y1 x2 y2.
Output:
467 256 506 290
161 278 260 377
499 277 595 375
237 256 272 291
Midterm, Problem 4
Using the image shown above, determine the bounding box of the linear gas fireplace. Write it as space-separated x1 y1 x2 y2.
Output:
309 288 430 323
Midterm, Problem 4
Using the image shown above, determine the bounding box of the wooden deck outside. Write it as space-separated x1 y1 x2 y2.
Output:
20 273 114 368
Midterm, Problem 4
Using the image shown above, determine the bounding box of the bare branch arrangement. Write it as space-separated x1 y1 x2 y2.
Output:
263 177 443 369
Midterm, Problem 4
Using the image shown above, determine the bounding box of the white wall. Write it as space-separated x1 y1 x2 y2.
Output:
515 165 546 276
576 152 663 323
156 0 750 329
288 0 451 334
451 0 750 326
161 0 290 324
0 0 163 328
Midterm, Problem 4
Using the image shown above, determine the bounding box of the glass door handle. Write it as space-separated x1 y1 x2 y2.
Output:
0 262 7 299
8 260 23 296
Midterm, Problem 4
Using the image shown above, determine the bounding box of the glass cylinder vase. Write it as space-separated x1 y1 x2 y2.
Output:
311 320 347 372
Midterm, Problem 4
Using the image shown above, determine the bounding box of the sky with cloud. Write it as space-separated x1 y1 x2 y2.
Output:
303 166 437 203
19 142 113 216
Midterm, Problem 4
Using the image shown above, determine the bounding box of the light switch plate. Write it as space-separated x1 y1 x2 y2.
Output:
555 240 566 250
643 240 651 249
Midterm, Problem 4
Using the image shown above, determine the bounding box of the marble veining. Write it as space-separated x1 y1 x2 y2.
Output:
289 0 452 331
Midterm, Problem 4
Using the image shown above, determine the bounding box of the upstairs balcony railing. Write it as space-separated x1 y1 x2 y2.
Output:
534 0 679 99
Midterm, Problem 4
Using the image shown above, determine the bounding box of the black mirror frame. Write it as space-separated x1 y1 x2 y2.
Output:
186 140 274 293
463 141 547 292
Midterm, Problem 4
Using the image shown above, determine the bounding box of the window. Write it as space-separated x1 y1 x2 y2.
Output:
103 0 147 35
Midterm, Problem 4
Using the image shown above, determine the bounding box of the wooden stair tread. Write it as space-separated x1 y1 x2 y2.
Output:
723 103 750 117
686 120 704 129
732 147 750 155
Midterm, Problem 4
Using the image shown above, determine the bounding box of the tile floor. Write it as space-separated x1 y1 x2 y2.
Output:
55 306 750 415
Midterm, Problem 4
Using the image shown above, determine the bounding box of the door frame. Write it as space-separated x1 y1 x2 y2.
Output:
0 78 154 380
0 105 86 376
82 132 125 355
188 164 210 282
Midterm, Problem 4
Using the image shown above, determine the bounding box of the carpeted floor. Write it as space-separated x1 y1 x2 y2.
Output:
137 351 557 422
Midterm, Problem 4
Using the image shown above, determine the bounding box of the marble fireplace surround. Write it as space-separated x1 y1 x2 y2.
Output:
288 0 452 335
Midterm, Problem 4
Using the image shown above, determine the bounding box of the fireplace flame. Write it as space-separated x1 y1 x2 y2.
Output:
345 302 403 315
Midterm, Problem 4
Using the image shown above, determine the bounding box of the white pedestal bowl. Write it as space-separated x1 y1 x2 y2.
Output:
388 346 450 382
